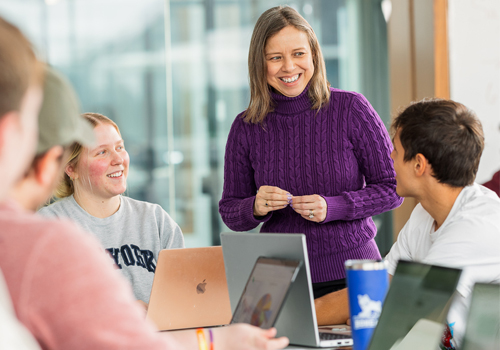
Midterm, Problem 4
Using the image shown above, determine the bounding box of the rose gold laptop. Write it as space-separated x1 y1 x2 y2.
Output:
147 246 232 330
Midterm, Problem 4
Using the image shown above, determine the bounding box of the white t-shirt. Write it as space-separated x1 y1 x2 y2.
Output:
0 270 40 350
385 183 500 345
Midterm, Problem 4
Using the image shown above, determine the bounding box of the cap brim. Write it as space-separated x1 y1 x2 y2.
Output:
69 116 96 149
36 67 96 154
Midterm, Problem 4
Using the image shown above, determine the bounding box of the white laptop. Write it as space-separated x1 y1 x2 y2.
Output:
221 232 353 348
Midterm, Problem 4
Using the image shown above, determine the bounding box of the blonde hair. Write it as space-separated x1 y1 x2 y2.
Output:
54 112 121 198
244 6 330 124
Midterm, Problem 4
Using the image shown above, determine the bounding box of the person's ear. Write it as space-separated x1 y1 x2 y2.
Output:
34 146 64 186
414 153 428 177
65 162 78 181
0 111 20 158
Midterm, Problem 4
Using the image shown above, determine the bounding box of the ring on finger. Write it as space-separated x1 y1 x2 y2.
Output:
308 209 314 219
265 200 268 207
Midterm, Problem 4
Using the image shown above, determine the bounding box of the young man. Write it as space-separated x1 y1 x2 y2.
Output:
385 99 500 346
0 66 289 350
315 99 500 347
0 16 43 350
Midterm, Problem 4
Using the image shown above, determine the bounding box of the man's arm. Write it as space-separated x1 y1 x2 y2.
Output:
165 325 289 350
315 273 394 326
314 288 350 326
24 223 171 350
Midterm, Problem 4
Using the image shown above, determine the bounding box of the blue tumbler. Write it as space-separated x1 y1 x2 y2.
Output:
345 260 389 350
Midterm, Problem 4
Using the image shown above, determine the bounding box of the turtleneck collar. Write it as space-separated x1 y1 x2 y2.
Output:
270 84 312 115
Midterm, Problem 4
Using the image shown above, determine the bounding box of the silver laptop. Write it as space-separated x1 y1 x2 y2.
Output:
461 283 500 350
221 232 353 348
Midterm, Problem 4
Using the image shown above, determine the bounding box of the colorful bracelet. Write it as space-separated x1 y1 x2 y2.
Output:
208 329 214 350
196 328 214 350
196 328 208 350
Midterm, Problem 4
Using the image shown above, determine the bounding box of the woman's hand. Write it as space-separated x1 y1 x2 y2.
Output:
254 186 291 217
291 195 327 222
214 324 289 350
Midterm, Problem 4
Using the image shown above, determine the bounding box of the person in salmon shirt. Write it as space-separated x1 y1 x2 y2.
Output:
1 65 289 350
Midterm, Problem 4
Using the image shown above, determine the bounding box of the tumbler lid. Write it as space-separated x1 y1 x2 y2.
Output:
344 259 387 270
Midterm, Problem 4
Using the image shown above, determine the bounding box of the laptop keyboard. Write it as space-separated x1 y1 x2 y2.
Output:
319 332 350 340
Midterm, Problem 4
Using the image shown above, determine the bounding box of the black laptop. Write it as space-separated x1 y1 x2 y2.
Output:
367 260 462 350
461 283 500 350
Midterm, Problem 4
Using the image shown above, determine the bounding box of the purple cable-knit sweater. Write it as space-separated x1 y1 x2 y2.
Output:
219 87 403 283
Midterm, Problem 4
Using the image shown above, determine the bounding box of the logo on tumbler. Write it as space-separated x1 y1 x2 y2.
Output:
352 294 382 329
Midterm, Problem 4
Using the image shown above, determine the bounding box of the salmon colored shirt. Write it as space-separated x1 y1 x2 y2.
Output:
0 200 176 350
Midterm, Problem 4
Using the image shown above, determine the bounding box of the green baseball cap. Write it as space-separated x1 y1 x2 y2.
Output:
36 66 95 155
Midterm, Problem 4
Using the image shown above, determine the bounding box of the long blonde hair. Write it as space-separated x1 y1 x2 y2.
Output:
54 112 121 198
244 6 330 124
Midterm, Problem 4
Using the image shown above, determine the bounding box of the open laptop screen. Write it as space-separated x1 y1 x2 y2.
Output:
461 283 500 350
368 260 462 350
230 257 301 329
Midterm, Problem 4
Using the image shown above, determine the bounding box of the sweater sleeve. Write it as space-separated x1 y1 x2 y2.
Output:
321 94 403 223
20 221 175 350
219 115 272 231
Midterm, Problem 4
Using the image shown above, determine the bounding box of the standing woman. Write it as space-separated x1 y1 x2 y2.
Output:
39 113 184 306
219 6 402 321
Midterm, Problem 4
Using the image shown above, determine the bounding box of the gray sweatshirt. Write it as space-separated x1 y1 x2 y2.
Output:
38 195 184 303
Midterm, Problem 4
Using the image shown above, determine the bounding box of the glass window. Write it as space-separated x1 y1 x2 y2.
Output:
0 0 392 251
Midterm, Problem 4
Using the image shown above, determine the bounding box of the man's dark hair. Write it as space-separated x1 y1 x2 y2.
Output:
391 99 484 187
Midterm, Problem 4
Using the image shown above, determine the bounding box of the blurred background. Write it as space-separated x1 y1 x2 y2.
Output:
1 0 498 252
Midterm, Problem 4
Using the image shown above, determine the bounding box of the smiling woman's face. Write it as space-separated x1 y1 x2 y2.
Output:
74 123 129 200
265 25 314 97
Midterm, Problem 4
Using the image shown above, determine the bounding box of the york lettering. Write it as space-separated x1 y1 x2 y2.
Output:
140 249 156 272
106 248 122 269
131 244 146 268
105 244 155 273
